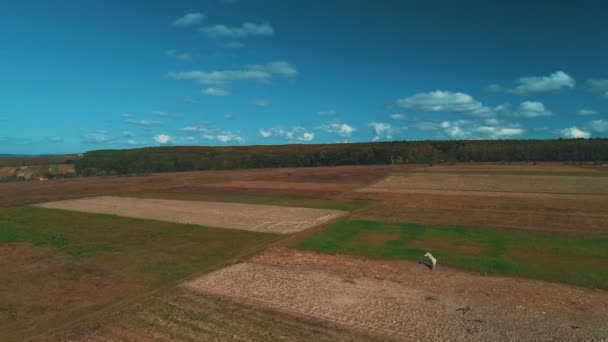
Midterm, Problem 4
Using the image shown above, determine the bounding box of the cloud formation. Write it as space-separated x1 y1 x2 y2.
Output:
224 41 245 49
510 71 575 94
258 127 314 142
168 61 297 86
202 87 231 96
560 126 590 139
180 125 244 143
588 78 608 99
369 122 399 141
253 99 270 107
172 13 205 27
200 22 274 38
318 122 356 137
517 101 552 118
589 120 608 133
396 90 497 117
577 109 598 116
126 119 162 126
317 110 338 116
154 134 172 144
166 50 192 61
84 131 115 144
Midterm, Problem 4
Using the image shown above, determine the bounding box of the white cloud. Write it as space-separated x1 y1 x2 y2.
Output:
511 71 575 94
183 96 197 103
84 131 115 144
475 126 524 138
390 113 407 120
168 61 297 86
200 22 274 38
152 111 170 116
224 41 244 49
122 131 134 138
318 122 356 137
224 114 234 120
488 84 503 92
166 50 192 61
577 109 598 116
202 132 244 143
126 119 162 126
417 120 523 139
253 99 270 107
560 126 590 139
258 127 315 142
588 78 608 99
317 110 338 116
121 113 133 118
517 101 552 118
154 134 172 144
172 13 205 27
126 139 139 145
369 122 399 141
396 90 496 117
589 120 608 133
48 137 64 143
202 87 231 96
180 125 243 143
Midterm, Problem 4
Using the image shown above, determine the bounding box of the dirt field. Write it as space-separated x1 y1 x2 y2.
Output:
361 173 608 196
0 165 390 208
35 196 347 234
183 247 608 341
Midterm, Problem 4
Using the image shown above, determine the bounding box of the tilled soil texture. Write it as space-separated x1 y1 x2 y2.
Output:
351 172 608 234
0 165 391 208
69 287 380 342
35 196 347 234
360 173 608 197
184 247 608 341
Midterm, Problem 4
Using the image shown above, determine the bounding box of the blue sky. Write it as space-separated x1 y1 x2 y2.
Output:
1 0 607 154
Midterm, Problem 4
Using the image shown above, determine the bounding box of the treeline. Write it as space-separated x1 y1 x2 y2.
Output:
74 139 608 175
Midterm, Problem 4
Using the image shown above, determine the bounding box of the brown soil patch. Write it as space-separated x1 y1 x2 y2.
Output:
231 247 608 340
34 196 347 234
362 173 608 196
201 180 350 192
0 165 391 208
408 238 488 256
0 243 141 340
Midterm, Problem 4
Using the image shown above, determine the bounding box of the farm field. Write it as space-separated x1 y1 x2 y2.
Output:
180 247 608 341
35 196 347 234
1 163 608 340
0 207 279 341
293 220 608 288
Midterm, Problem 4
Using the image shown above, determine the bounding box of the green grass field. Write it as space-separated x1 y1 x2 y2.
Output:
0 207 280 340
293 220 608 289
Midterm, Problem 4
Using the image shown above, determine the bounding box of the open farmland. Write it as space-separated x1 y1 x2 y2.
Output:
35 196 347 234
0 207 279 341
180 247 608 341
1 163 608 341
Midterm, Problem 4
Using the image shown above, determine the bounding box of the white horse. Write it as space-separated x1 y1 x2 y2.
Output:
424 252 437 270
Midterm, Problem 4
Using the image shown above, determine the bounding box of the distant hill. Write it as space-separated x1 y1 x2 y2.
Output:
74 139 608 176
0 154 81 167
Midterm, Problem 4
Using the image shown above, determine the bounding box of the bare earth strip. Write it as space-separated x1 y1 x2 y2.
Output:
34 196 346 234
359 173 608 198
184 249 608 341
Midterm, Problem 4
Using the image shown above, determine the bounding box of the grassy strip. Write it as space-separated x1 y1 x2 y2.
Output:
0 207 279 286
130 192 369 211
293 220 608 289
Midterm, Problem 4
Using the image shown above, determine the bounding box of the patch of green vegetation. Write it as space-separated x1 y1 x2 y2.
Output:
0 207 280 287
293 220 608 289
131 192 369 211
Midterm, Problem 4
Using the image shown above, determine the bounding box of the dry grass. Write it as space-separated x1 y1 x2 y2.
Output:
35 196 347 234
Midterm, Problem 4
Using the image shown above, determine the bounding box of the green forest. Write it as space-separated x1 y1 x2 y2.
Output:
73 139 608 176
